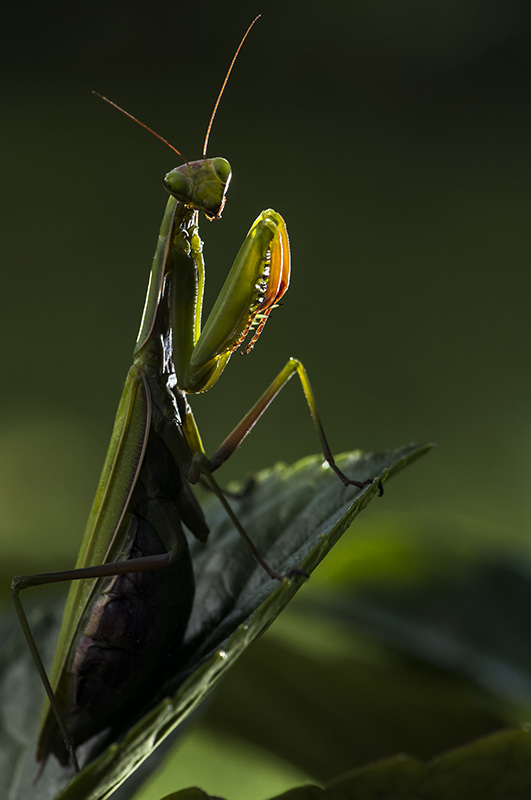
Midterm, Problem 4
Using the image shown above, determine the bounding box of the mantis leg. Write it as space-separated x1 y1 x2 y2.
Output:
11 551 179 771
205 357 383 494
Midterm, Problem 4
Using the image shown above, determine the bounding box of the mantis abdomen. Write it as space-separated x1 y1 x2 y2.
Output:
39 426 198 763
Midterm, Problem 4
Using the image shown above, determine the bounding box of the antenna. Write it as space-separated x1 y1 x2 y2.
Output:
202 14 261 158
92 91 189 165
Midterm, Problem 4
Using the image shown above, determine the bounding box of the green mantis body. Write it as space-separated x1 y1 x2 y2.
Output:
12 21 379 774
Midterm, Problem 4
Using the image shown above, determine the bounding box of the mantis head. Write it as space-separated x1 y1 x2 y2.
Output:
93 16 257 224
162 14 258 222
164 158 232 221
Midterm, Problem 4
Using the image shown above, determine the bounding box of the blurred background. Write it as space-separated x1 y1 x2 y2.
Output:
2 1 531 798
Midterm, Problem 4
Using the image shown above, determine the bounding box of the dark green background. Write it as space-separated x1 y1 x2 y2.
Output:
2 1 531 572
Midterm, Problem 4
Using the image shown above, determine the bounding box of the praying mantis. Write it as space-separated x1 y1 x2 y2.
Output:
11 16 380 775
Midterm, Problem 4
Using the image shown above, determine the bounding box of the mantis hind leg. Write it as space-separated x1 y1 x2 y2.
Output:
11 550 181 772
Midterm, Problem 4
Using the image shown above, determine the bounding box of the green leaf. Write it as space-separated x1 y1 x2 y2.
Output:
157 791 225 800
1 445 429 800
325 728 531 800
146 728 531 799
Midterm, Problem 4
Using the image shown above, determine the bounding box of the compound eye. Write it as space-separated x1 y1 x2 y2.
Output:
211 157 231 184
164 168 191 201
